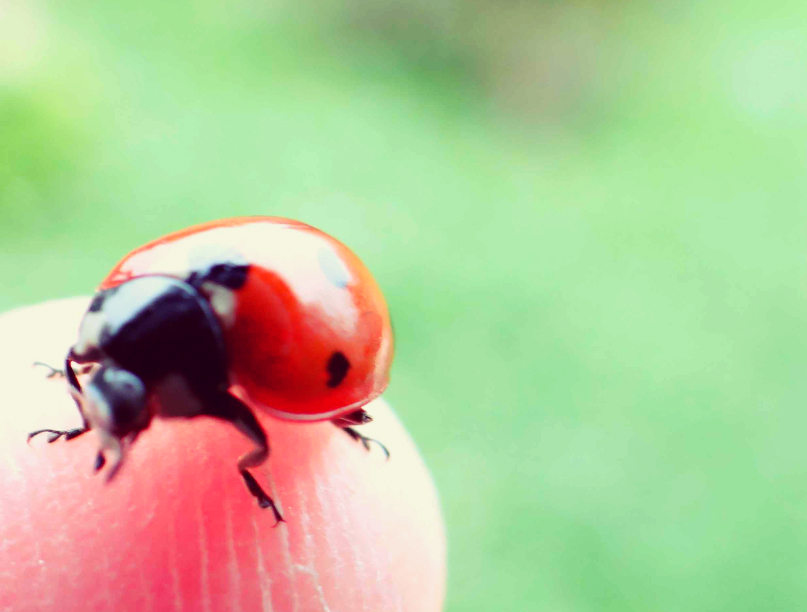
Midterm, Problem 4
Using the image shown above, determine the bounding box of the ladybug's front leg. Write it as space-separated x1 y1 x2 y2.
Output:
332 409 390 459
32 360 94 380
203 391 285 525
28 357 92 443
33 361 66 379
28 427 88 443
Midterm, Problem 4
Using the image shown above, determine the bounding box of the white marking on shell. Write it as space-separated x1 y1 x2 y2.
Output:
201 281 237 329
72 310 106 358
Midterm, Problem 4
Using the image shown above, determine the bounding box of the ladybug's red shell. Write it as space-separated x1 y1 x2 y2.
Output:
98 217 393 421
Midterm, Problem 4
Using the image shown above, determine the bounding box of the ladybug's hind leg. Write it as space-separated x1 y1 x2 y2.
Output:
332 409 390 459
203 391 284 525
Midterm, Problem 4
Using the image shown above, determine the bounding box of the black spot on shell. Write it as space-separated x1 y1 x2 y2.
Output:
326 351 350 388
318 247 351 289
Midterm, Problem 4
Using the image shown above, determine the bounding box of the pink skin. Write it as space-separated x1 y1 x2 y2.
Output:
0 298 446 612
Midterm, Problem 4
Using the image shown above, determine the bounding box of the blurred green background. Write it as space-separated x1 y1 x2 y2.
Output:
3 0 807 609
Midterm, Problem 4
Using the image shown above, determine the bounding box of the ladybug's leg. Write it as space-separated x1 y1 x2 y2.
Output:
331 409 390 459
33 361 65 378
203 391 284 525
28 358 92 444
334 408 373 426
32 361 94 379
339 427 391 459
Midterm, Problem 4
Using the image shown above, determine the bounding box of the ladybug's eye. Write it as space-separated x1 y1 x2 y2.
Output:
88 289 115 312
326 351 350 388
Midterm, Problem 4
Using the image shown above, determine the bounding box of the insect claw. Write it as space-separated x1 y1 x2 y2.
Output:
32 362 65 378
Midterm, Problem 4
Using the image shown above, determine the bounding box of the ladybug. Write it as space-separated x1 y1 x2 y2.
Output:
29 217 394 523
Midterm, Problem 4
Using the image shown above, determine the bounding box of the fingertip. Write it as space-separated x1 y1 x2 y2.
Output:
0 299 446 612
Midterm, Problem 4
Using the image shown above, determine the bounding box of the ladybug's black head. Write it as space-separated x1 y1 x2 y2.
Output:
81 364 150 479
83 365 150 438
67 275 230 478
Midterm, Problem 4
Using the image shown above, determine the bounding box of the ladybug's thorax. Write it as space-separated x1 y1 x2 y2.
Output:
73 276 229 392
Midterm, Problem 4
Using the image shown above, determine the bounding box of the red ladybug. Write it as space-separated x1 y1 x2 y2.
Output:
30 217 394 522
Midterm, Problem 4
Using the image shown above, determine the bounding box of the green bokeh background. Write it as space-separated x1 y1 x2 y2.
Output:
3 1 807 610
